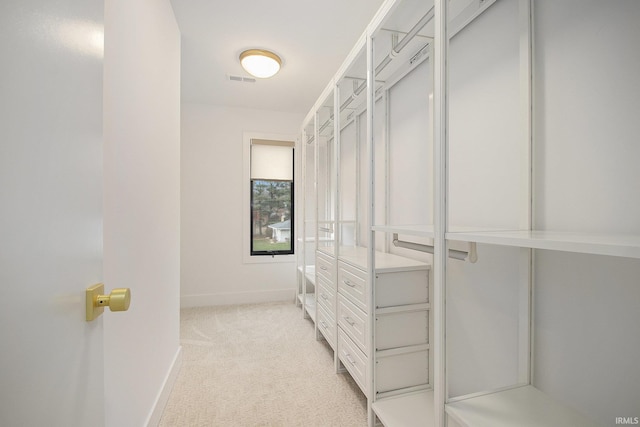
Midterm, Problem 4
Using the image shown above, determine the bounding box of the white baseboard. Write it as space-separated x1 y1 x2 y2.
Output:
145 346 183 427
181 288 295 308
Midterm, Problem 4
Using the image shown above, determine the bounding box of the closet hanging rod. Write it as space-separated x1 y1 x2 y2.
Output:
379 27 433 40
375 6 435 76
392 234 478 263
344 76 386 84
340 81 367 112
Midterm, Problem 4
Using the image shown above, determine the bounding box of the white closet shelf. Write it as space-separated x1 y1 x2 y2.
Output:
336 245 431 272
297 265 316 284
446 229 640 259
372 224 435 238
296 293 316 322
445 385 600 427
372 389 435 427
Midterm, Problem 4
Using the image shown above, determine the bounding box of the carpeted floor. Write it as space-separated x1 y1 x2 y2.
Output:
159 301 368 427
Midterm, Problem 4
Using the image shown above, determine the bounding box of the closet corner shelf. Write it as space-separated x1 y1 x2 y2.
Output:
445 229 640 259
372 389 435 427
296 293 316 322
372 224 435 238
445 385 600 427
297 265 316 284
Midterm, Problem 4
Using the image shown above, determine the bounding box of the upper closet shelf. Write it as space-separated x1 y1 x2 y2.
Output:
372 224 435 238
372 389 435 427
445 385 600 427
446 229 640 259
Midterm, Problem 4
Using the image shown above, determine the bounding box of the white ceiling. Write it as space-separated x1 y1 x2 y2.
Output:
169 0 385 114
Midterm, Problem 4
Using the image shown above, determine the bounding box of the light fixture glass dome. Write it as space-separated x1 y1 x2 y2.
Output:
240 49 282 79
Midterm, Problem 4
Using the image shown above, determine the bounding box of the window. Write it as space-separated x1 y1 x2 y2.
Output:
250 139 294 256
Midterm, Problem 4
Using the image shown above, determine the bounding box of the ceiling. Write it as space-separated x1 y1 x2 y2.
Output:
169 0 385 115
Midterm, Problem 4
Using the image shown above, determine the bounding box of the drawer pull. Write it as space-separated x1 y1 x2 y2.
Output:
321 293 328 300
343 279 355 287
343 315 355 326
320 320 329 329
320 265 328 271
344 352 357 365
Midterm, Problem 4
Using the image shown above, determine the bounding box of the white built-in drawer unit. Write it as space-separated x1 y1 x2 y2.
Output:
338 330 368 397
375 269 429 308
316 251 336 283
375 307 429 350
317 305 336 349
338 261 367 311
376 345 429 394
316 276 336 318
337 294 368 354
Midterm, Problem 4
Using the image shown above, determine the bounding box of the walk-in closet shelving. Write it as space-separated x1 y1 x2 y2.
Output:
315 86 340 355
297 118 317 322
298 0 639 426
367 0 437 426
444 0 640 426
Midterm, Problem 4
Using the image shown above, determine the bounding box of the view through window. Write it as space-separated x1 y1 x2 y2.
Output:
250 139 294 256
251 180 293 255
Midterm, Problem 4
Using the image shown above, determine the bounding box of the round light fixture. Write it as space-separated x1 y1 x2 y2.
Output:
239 49 282 79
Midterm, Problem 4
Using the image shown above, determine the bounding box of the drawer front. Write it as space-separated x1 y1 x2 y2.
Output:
317 305 336 350
317 276 336 318
338 262 367 311
338 295 367 354
316 252 336 283
376 348 429 394
338 330 368 397
376 269 428 308
376 309 429 350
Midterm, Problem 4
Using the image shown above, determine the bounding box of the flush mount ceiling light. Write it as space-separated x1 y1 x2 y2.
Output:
239 49 282 79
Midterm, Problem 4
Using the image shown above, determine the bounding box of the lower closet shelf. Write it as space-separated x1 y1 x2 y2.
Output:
297 294 316 322
372 389 435 427
445 385 600 427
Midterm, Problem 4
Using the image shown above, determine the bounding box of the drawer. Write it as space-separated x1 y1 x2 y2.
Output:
316 251 336 283
338 262 367 311
376 269 429 308
317 305 336 350
338 295 368 354
317 276 336 318
376 309 429 350
338 330 368 397
376 347 429 394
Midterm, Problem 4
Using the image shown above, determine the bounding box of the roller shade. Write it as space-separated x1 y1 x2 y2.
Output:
250 139 294 181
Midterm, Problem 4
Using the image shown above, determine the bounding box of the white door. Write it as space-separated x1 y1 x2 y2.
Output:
0 1 106 425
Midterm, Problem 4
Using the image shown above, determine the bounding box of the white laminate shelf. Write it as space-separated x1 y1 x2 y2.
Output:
372 389 435 427
446 229 640 259
336 246 431 273
372 224 435 238
297 265 316 284
445 385 601 427
297 293 316 322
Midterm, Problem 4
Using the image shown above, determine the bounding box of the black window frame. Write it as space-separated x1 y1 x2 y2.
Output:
249 158 295 257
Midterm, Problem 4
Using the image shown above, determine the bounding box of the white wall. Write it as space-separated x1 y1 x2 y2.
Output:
181 103 304 307
103 0 181 425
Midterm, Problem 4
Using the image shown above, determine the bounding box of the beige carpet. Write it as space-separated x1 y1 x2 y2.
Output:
159 301 368 427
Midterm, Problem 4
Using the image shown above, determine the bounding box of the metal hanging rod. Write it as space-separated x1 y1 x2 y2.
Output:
340 80 367 112
379 27 434 40
392 234 478 263
375 6 435 76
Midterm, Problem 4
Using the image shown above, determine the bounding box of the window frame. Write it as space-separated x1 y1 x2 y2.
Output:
242 132 297 264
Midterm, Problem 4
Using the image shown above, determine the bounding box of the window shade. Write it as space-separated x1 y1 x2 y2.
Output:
250 139 294 181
